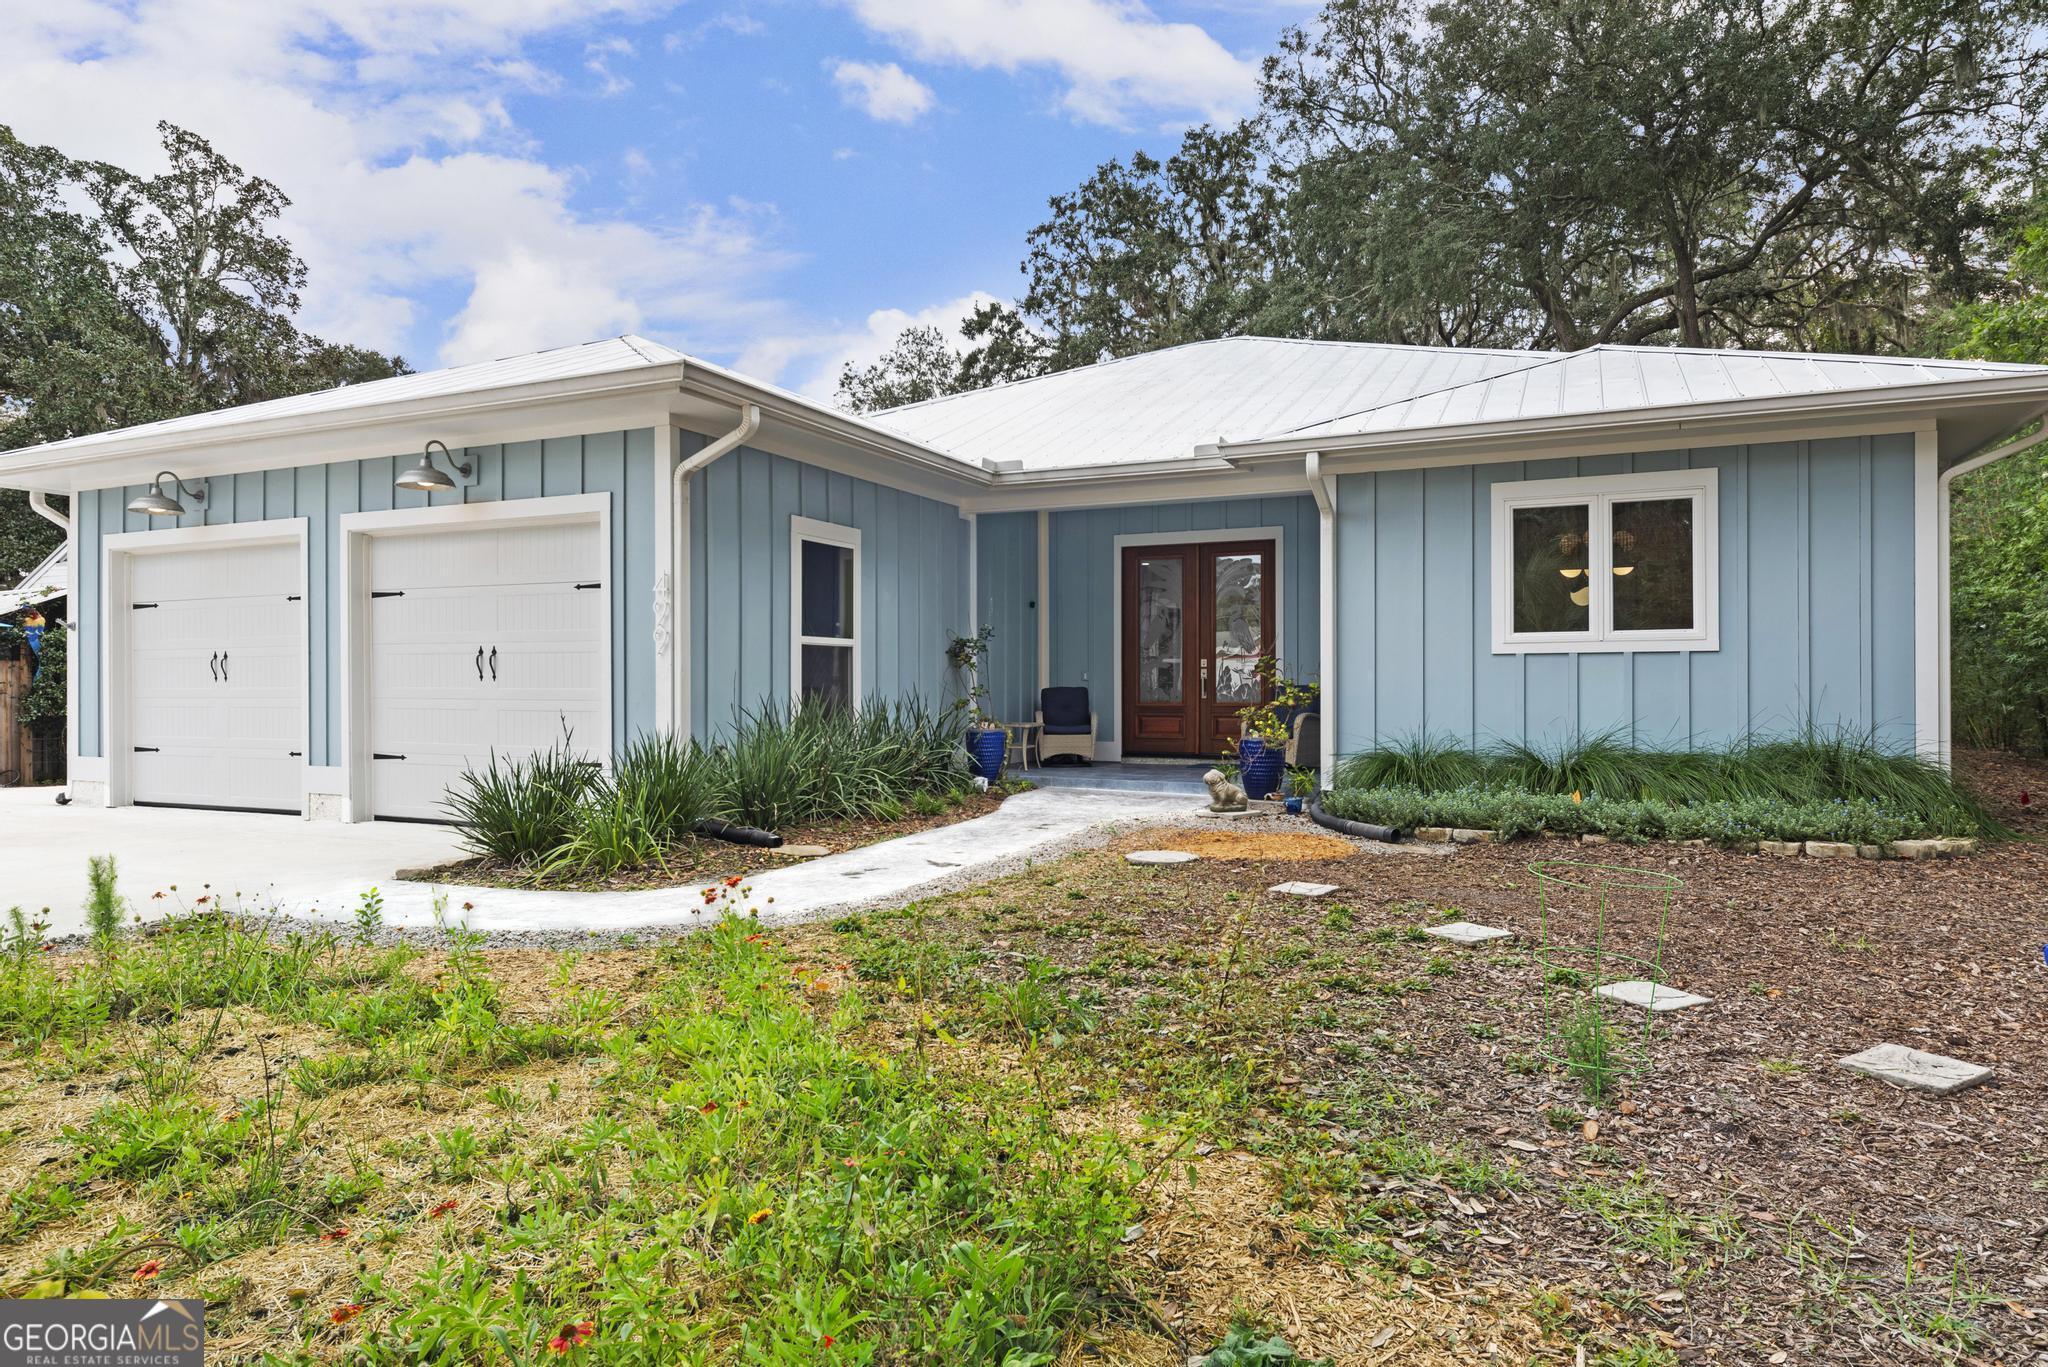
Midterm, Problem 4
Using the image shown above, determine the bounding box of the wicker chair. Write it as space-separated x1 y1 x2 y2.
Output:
1285 711 1322 770
1036 686 1097 763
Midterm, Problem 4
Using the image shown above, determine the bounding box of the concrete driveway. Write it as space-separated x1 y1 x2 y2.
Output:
1 788 464 936
0 786 1205 940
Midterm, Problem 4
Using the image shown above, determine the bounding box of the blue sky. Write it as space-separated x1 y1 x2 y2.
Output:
5 0 1313 397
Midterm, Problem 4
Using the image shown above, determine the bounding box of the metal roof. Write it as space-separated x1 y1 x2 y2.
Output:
1270 344 2048 443
871 337 1552 470
1 543 66 617
3 335 689 463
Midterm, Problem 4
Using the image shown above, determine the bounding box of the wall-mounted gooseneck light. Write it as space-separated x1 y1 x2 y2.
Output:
126 471 208 518
394 439 473 493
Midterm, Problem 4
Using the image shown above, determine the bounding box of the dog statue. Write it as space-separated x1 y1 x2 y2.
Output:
1203 768 1249 812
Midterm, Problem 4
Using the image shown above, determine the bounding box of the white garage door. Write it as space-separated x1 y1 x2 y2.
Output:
128 540 304 812
365 520 607 821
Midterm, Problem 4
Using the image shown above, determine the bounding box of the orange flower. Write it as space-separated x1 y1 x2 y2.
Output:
821 1334 836 1348
746 1207 772 1225
839 1157 861 1169
330 1303 362 1324
723 875 744 888
548 1320 595 1352
320 1226 351 1242
1571 789 1583 804
429 1199 458 1218
133 1259 163 1281
699 1101 720 1115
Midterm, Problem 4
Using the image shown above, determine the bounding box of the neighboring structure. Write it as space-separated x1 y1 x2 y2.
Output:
0 542 67 620
1 333 2043 820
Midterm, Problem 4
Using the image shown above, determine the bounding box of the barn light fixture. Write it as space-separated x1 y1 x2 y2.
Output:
127 471 207 518
395 439 472 493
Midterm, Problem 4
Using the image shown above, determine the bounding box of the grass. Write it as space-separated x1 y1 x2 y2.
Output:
1334 726 2004 838
446 696 981 877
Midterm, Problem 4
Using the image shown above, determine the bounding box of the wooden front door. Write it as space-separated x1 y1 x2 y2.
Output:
1120 540 1277 757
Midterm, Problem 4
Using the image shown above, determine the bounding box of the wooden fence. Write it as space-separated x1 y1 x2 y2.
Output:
0 653 34 786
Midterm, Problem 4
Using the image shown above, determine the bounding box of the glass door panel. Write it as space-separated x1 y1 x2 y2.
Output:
1135 556 1185 702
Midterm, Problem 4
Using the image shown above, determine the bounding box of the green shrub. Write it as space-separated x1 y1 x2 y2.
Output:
445 737 595 864
1334 726 2001 838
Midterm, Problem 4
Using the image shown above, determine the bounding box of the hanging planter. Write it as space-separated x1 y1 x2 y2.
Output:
967 726 1008 782
1237 735 1283 800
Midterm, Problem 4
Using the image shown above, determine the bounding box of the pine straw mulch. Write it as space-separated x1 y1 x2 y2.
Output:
402 788 1013 892
811 772 2048 1365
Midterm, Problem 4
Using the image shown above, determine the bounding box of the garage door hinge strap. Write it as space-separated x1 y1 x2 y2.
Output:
373 752 406 760
133 746 160 753
287 594 302 601
289 751 303 757
132 602 159 610
575 582 601 590
370 590 404 599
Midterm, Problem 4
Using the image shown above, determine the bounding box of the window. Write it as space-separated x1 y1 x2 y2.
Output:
791 516 861 708
1490 469 1717 653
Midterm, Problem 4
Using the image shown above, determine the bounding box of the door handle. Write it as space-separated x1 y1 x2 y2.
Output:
489 646 498 681
219 651 228 682
1199 657 1209 699
475 647 485 680
209 651 220 681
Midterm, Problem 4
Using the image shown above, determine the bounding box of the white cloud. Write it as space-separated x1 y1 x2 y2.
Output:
584 36 635 96
839 0 1258 126
828 59 937 125
0 0 808 370
743 290 1001 402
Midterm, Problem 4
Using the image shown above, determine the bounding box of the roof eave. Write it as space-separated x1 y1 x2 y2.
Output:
1213 372 2048 467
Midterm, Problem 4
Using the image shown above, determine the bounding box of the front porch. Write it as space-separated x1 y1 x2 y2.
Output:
972 494 1322 764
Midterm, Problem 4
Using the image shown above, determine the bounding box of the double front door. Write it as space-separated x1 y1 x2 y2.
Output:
1121 540 1275 757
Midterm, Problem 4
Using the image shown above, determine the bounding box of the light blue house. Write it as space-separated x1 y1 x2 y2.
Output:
4 334 2044 819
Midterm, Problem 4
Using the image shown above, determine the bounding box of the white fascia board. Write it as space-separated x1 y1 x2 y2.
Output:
0 367 692 494
1214 372 2048 469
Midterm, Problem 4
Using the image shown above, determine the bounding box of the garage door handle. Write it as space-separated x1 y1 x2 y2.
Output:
489 646 498 681
219 651 228 682
209 652 220 681
475 647 485 680
373 752 406 761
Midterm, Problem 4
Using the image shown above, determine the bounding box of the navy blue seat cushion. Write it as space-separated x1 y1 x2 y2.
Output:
1040 687 1091 732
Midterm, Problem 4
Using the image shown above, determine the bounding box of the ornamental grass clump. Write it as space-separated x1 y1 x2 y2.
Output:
1333 724 2002 840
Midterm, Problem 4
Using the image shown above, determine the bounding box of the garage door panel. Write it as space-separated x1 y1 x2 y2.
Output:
127 541 304 814
365 518 606 821
131 542 299 603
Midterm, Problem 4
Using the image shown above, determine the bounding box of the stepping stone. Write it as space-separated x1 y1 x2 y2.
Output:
1269 881 1338 898
1594 980 1712 1012
1838 1043 1992 1096
1126 850 1196 866
1424 920 1513 945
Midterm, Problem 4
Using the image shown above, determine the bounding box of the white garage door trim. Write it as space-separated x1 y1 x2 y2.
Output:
337 493 613 823
101 518 311 812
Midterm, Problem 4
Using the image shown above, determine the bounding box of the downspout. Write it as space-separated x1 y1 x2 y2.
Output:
672 403 762 739
28 492 68 533
26 493 75 804
1305 453 1337 789
1934 411 2048 768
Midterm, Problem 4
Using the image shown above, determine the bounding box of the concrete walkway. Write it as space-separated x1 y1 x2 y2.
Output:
3 786 1202 940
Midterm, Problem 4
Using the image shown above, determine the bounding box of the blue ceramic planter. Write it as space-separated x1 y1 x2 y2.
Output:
1284 795 1304 815
967 727 1008 781
1237 736 1283 800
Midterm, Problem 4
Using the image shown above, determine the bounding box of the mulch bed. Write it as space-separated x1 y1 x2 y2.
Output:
405 789 1011 892
813 754 2048 1364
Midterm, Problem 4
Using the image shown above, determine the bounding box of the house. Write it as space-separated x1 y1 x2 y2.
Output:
1 334 2043 821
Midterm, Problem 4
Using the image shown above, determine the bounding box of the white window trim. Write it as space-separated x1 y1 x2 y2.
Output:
1490 468 1719 654
789 515 862 707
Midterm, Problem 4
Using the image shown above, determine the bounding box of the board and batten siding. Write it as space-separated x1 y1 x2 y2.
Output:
1331 434 1919 756
977 496 1321 743
686 442 971 737
72 430 659 764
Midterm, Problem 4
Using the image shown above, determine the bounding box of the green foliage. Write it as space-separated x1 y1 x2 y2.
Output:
1560 1002 1625 1105
1200 1323 1332 1367
83 855 124 950
1331 729 1999 839
834 323 970 413
450 698 975 874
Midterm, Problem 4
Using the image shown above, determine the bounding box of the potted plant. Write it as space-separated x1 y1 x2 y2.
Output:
946 625 1006 780
1282 766 1316 815
1230 657 1318 800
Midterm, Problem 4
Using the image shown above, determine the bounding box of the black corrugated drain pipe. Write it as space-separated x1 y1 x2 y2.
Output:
694 818 784 848
1308 795 1401 844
